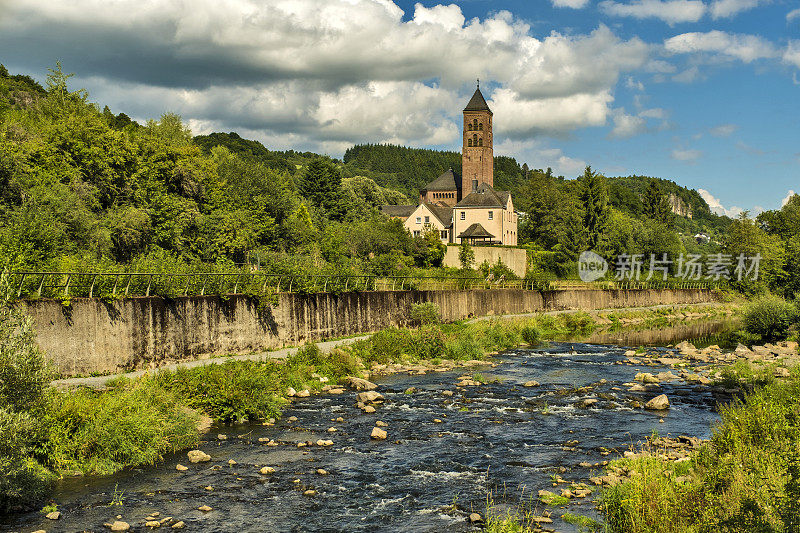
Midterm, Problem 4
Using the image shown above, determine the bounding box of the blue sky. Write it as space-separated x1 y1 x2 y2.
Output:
1 0 797 214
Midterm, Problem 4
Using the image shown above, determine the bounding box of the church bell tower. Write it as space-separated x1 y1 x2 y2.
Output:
461 81 493 193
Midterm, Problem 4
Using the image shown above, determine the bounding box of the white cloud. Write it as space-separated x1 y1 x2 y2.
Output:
782 190 797 207
0 1 654 150
626 76 645 90
785 41 800 68
609 108 647 138
491 88 614 137
552 0 592 8
672 66 702 83
698 188 745 217
671 148 703 161
709 123 738 137
599 0 706 24
665 31 778 63
710 0 760 19
788 8 800 22
639 107 668 119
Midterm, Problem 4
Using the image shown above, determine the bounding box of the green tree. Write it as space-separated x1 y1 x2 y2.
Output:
300 159 344 220
723 213 785 294
459 240 475 269
579 166 609 252
642 180 674 226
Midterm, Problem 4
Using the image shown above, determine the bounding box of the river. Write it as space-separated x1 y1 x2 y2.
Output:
5 319 738 533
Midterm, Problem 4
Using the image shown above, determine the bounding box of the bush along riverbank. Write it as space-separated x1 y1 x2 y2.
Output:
0 301 736 513
596 295 800 533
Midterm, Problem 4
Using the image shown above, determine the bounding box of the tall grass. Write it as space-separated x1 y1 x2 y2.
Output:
600 369 800 532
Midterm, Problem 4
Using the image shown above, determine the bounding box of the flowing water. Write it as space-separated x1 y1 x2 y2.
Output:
5 320 739 533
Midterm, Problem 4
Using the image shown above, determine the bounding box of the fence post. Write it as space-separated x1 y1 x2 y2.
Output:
37 274 45 298
16 273 26 298
89 274 98 298
146 274 153 297
64 274 71 298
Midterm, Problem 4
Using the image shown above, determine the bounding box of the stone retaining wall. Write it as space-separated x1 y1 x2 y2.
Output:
19 288 719 376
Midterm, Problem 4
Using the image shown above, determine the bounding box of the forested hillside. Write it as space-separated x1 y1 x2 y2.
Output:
1 63 797 298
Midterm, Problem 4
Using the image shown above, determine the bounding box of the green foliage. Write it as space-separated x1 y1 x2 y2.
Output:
520 325 541 345
742 295 799 342
151 361 285 423
579 166 610 252
410 302 441 325
642 180 674 226
0 407 54 512
300 158 344 220
0 306 52 411
600 372 800 533
459 240 475 269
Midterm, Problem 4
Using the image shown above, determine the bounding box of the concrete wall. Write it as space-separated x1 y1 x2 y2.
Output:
443 246 527 277
19 287 718 376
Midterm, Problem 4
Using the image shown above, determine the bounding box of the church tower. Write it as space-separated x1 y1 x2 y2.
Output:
461 82 493 194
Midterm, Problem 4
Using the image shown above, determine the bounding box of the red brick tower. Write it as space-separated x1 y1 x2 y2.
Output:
461 82 493 194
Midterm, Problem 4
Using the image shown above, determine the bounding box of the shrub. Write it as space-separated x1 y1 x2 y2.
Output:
743 295 799 341
520 325 541 345
152 361 284 423
443 332 484 361
0 408 54 512
0 306 52 412
37 381 199 475
410 302 441 326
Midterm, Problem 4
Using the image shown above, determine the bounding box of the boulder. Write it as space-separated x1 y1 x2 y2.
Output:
46 511 61 520
175 464 188 471
576 398 598 408
316 439 334 447
371 427 387 440
675 341 697 355
316 468 329 475
286 387 297 397
441 390 454 396
375 420 388 427
656 371 678 382
645 394 670 410
260 466 275 475
523 380 540 387
362 405 376 414
171 522 185 530
187 450 211 463
295 389 311 398
198 505 212 512
634 372 659 384
110 521 131 531
356 391 384 404
469 513 482 523
217 434 227 441
341 376 378 390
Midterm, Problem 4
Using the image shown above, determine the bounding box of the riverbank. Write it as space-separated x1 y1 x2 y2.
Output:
1 302 739 514
596 340 800 533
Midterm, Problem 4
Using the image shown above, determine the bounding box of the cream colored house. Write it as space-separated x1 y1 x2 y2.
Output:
403 203 452 243
380 84 518 246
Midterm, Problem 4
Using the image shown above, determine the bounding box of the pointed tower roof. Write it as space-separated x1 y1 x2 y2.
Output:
463 83 492 114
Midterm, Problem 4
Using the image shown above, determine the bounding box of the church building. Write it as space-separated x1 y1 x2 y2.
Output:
382 84 518 246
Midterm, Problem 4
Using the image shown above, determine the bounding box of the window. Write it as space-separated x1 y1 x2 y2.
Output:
473 118 478 129
467 139 473 147
460 211 465 220
472 133 477 145
424 216 430 223
440 230 448 239
488 211 493 220
478 138 483 146
472 179 478 191
479 122 483 130
416 217 421 224
413 230 420 237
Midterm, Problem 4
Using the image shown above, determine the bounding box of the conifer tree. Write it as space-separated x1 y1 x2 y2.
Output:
643 180 674 226
579 166 609 252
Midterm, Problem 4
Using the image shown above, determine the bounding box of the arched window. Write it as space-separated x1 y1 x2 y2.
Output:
479 123 483 131
467 123 472 131
472 133 477 145
478 138 483 147
468 138 473 147
473 118 478 129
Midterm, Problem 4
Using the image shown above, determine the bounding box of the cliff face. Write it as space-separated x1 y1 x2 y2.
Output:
668 193 693 219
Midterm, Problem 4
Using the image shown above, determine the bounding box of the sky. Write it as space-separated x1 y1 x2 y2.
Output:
0 0 797 215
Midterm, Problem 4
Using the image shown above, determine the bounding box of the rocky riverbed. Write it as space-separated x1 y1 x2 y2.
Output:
9 325 793 533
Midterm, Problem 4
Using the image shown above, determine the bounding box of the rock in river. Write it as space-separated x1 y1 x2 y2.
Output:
187 450 211 463
371 427 387 440
341 376 378 390
645 394 670 410
356 391 384 404
109 521 130 531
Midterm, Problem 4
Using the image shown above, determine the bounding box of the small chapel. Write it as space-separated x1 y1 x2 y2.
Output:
381 84 518 246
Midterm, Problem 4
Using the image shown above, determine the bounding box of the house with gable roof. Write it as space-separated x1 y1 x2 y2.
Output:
381 83 518 246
